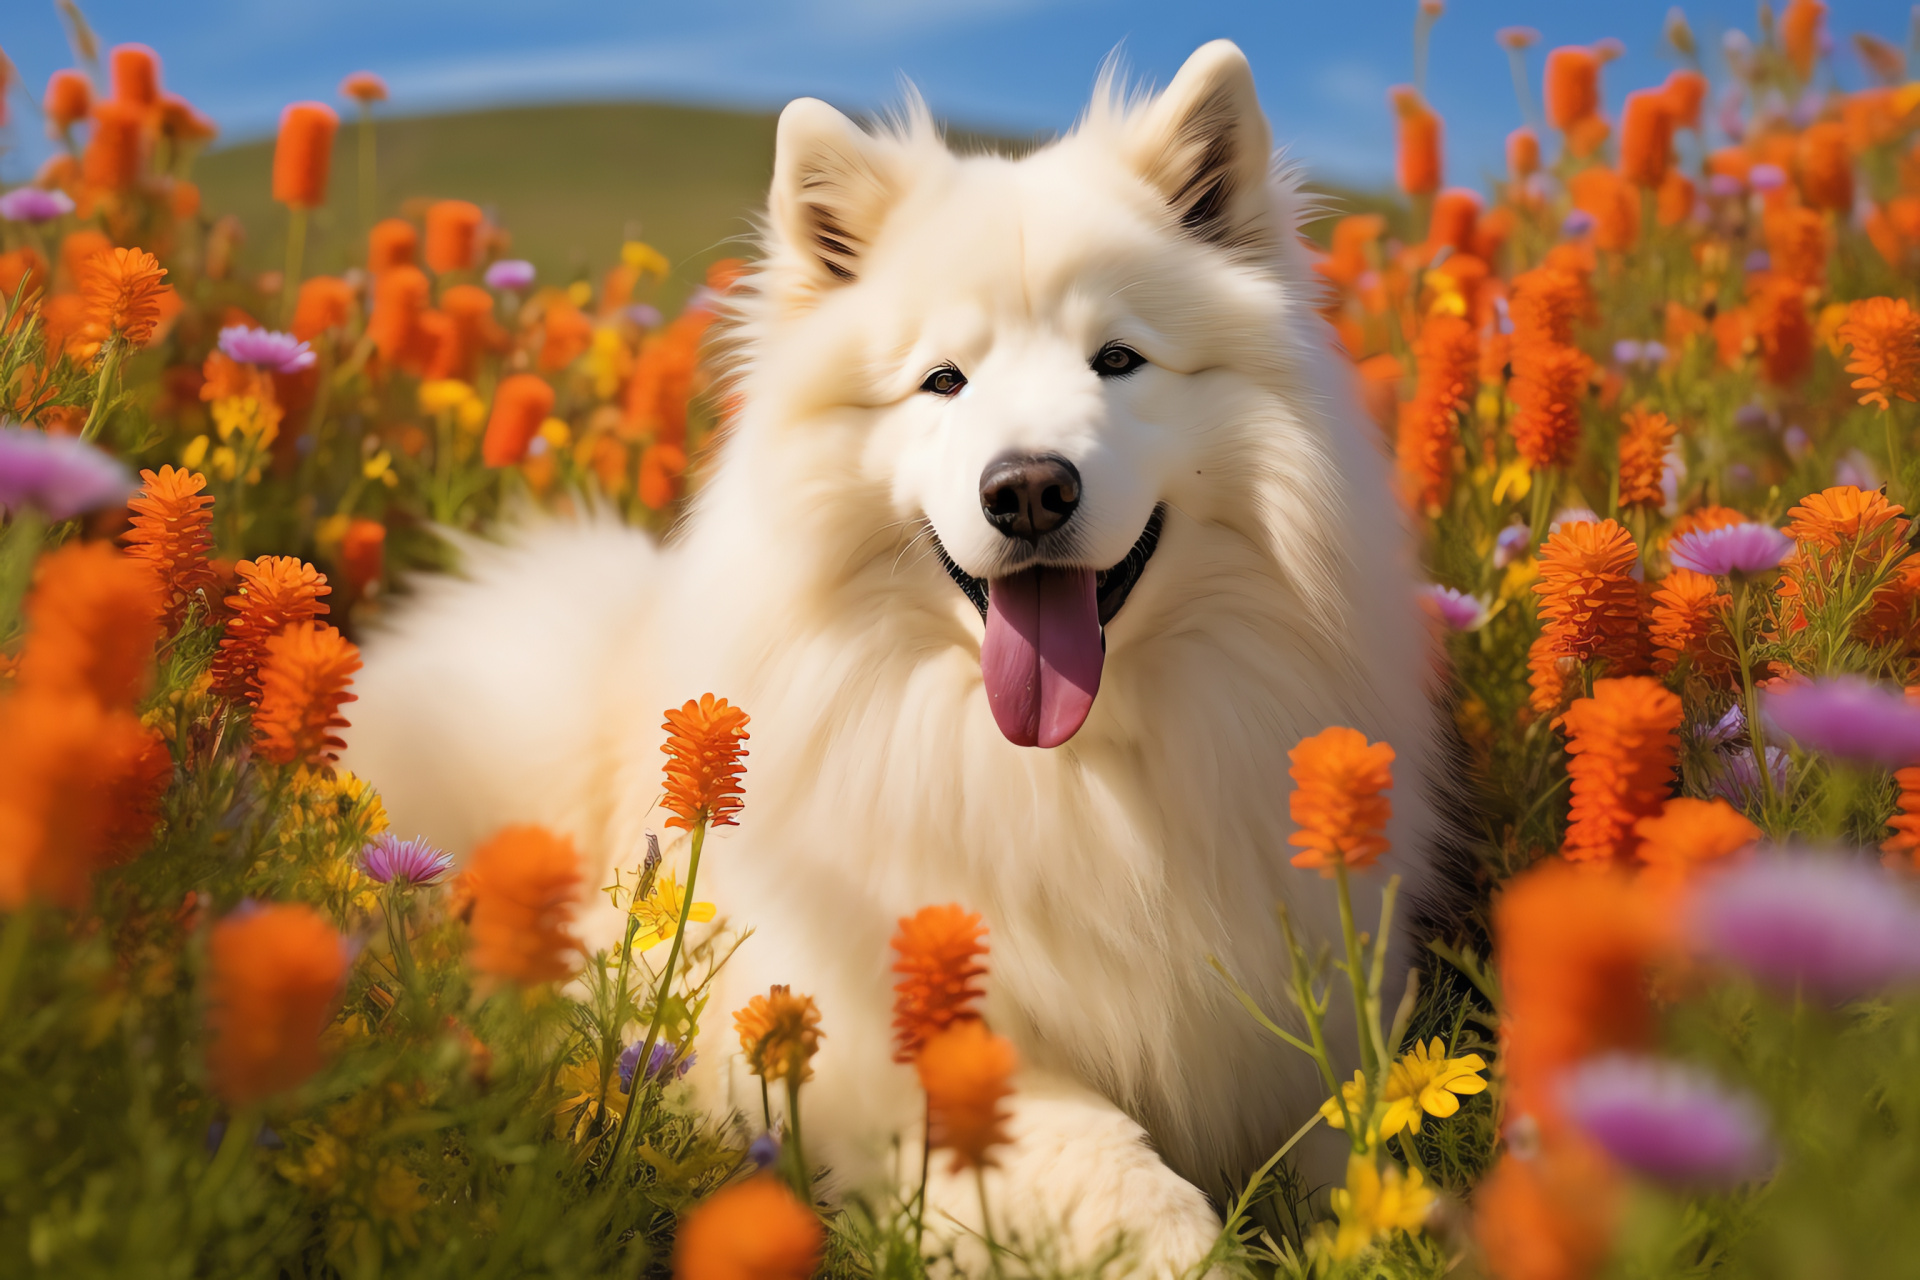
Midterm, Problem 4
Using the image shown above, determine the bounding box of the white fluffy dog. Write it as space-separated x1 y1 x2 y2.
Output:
347 40 1446 1276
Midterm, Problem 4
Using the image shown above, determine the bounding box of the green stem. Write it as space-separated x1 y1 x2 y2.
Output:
914 1101 931 1254
281 205 308 327
1728 576 1779 819
1886 407 1904 507
975 1166 1003 1280
357 107 378 239
77 338 123 444
1333 862 1378 1080
0 908 35 1024
784 1074 808 1197
610 820 706 1162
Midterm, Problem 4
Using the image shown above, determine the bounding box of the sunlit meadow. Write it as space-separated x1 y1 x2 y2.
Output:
5 2 1920 1277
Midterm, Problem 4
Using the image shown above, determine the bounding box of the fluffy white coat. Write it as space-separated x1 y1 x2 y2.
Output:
345 41 1445 1276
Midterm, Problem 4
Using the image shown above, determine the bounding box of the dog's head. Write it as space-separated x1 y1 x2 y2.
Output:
727 41 1369 750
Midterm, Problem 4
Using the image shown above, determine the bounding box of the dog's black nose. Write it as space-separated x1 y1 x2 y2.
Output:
979 453 1081 541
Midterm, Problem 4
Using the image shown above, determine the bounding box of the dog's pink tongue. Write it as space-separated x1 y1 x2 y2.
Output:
981 567 1103 748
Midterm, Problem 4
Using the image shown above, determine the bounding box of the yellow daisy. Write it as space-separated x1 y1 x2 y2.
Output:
628 869 716 952
1328 1153 1435 1261
1319 1038 1488 1137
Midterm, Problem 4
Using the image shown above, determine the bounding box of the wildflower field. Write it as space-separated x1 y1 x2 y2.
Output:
10 2 1920 1277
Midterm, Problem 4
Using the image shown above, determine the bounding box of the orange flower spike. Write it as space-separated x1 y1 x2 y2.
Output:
890 904 989 1063
122 465 216 629
1534 519 1644 670
660 694 751 831
341 519 386 596
1634 797 1758 881
1286 726 1395 875
1427 188 1481 255
1780 0 1827 79
1527 633 1574 722
1619 90 1674 189
108 44 161 108
1649 569 1733 680
1509 267 1583 346
1883 765 1920 869
212 557 332 704
1474 1146 1621 1280
732 985 824 1083
1543 46 1600 131
482 373 556 467
272 102 339 209
1662 69 1708 129
368 218 419 272
1798 121 1854 213
367 264 430 365
1509 341 1591 471
16 542 163 709
339 71 388 105
672 1177 823 1280
425 200 485 274
1560 676 1682 865
83 102 146 189
1786 485 1907 551
1616 409 1676 509
204 904 347 1107
1507 127 1540 181
917 1019 1019 1174
292 275 356 342
1839 296 1920 410
1749 277 1814 387
251 622 360 767
1397 312 1477 514
1569 165 1641 252
44 69 92 131
1390 86 1442 197
80 247 173 351
463 825 584 983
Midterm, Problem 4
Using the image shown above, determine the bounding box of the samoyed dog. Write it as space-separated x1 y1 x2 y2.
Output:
347 39 1448 1276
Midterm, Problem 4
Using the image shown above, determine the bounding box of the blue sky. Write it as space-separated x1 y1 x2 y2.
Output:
3 1 1915 190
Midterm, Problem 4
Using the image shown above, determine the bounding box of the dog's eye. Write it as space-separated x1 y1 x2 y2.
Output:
920 365 967 397
1093 344 1147 377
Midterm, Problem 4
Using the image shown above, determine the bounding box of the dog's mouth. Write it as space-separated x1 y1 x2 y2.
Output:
931 505 1166 749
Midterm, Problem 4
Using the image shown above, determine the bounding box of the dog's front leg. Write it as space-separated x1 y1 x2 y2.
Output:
920 1071 1222 1279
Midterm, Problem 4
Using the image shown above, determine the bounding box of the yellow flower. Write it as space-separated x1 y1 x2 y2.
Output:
1328 1154 1435 1261
362 449 392 480
1319 1039 1488 1138
538 416 571 449
182 434 210 468
566 280 594 308
585 326 629 399
628 869 715 952
555 1060 627 1140
212 394 281 446
621 240 669 278
1492 457 1533 503
418 378 475 415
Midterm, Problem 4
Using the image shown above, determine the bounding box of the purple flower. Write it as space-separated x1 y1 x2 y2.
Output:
1707 173 1744 199
747 1130 781 1168
1613 339 1645 366
1550 506 1600 531
1559 1054 1772 1188
0 426 134 519
618 1041 695 1093
1419 585 1486 631
360 835 454 886
1763 677 1920 767
0 187 75 223
624 303 662 329
1668 522 1792 575
1493 523 1532 568
1713 745 1788 808
1492 295 1514 336
217 325 317 375
1697 703 1746 749
1690 850 1920 1002
1732 402 1771 431
484 258 536 290
1748 164 1787 193
1562 209 1596 237
1642 341 1668 365
1782 424 1811 460
1835 448 1880 491
1743 249 1772 274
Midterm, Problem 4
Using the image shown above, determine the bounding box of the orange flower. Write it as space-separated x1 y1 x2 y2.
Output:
252 622 360 767
1785 485 1907 553
1838 296 1920 410
0 246 46 308
1495 857 1664 1124
1648 569 1733 681
1509 267 1584 346
482 373 556 467
1474 1145 1621 1280
341 519 386 596
890 904 989 1063
79 246 172 355
1861 557 1920 651
1509 341 1590 470
122 465 216 629
368 264 430 369
732 985 824 1083
1797 121 1853 213
1560 676 1681 865
1662 68 1708 129
1763 204 1829 292
1884 765 1920 869
1655 170 1695 228
638 442 690 510
1618 90 1673 189
1543 46 1600 131
15 542 163 710
436 283 501 380
539 301 595 371
1616 408 1675 509
212 557 332 704
1568 165 1639 252
0 688 170 909
45 69 92 130
624 307 716 446
1396 313 1476 514
82 100 146 190
204 903 347 1106
1390 86 1442 197
1748 276 1813 387
672 1177 823 1280
463 825 583 983
271 102 338 208
1534 519 1642 671
917 1019 1018 1174
109 43 161 107
424 200 484 274
1527 633 1574 722
339 71 388 105
1666 504 1747 546
1634 797 1758 881
1780 0 1826 79
1286 725 1394 875
292 275 356 342
660 694 751 831
1426 188 1481 255
368 218 418 272
1507 127 1540 181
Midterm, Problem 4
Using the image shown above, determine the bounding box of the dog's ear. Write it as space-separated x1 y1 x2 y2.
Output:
1125 41 1274 253
770 98 904 285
